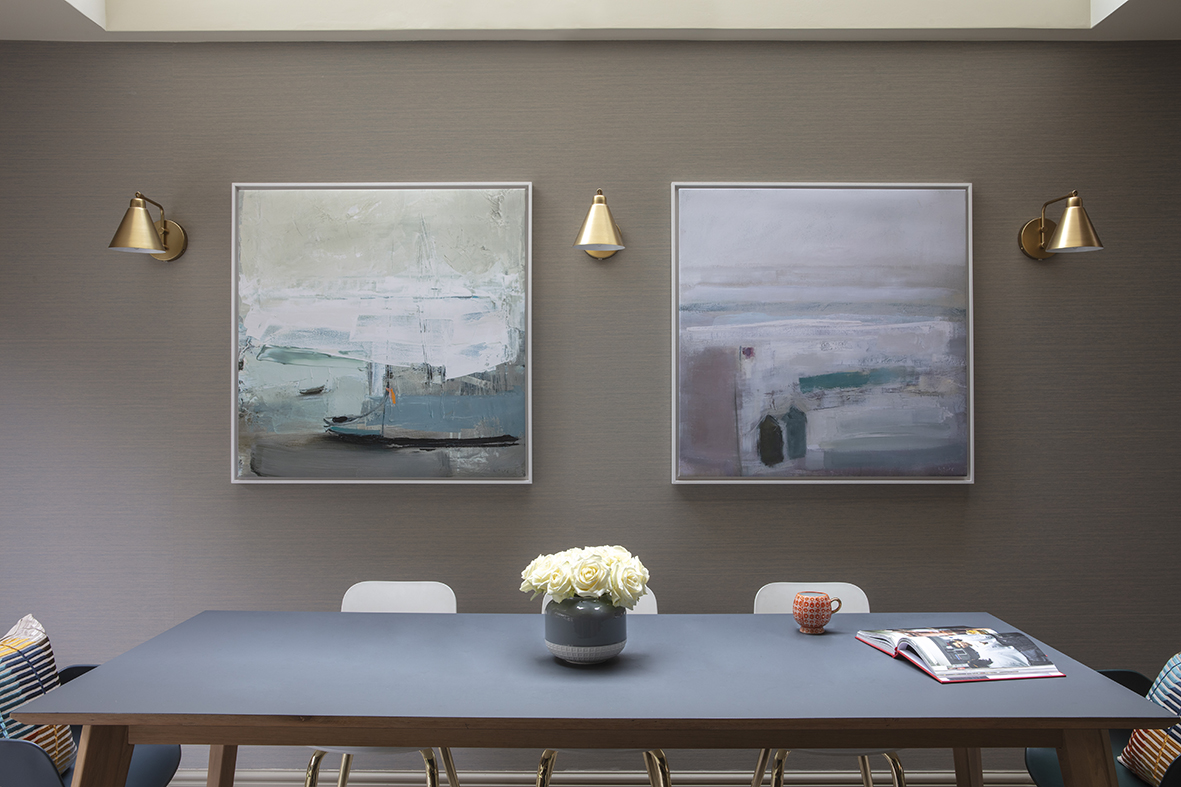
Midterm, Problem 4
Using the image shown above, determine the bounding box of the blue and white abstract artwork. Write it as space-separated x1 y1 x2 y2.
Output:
674 184 972 483
234 184 531 483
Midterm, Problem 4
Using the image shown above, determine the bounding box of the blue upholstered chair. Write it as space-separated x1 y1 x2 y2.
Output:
1025 669 1181 787
0 665 181 787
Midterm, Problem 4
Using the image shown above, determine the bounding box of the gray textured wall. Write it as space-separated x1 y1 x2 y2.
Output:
1 40 1179 775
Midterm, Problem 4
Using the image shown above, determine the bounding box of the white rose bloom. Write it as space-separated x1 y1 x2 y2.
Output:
572 552 610 598
519 554 553 597
521 546 649 608
546 560 577 603
551 548 577 568
608 556 649 609
602 545 632 564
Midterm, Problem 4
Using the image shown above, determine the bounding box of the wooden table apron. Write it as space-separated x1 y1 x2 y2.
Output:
16 612 1177 787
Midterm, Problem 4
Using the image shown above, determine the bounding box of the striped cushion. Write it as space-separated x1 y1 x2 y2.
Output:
0 615 76 774
1119 652 1181 787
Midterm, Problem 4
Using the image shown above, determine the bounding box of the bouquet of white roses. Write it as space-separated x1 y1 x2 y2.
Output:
520 545 650 610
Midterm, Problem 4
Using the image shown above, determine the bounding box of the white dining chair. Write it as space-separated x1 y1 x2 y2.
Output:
535 589 669 787
305 581 461 787
751 582 905 787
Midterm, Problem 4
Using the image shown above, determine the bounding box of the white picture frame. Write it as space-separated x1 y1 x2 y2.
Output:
672 182 973 484
233 182 532 484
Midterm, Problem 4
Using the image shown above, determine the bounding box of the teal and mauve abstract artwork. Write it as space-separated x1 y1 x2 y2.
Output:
234 184 531 483
674 184 973 483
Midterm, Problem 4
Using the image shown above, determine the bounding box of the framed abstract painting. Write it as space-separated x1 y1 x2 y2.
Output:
233 183 531 483
673 183 973 484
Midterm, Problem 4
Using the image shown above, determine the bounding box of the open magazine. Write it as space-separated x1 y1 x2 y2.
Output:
856 626 1064 683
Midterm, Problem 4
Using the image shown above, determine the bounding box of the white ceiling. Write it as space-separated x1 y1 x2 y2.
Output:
1 0 1178 41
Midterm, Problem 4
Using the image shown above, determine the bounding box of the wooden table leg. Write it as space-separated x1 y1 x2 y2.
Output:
953 747 984 787
208 744 238 787
72 725 133 787
1057 729 1119 787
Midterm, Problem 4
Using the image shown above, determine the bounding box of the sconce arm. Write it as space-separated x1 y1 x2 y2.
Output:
134 191 167 225
1039 190 1078 247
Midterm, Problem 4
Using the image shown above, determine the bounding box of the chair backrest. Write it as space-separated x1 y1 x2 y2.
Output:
753 582 870 614
341 581 457 613
57 665 96 685
542 588 658 615
0 738 66 787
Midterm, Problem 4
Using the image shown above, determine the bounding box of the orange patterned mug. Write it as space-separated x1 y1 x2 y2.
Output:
792 591 842 634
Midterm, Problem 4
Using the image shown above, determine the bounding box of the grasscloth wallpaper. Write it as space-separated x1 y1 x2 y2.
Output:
1 39 1178 775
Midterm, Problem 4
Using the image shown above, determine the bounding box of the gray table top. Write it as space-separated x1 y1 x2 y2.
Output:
19 611 1176 729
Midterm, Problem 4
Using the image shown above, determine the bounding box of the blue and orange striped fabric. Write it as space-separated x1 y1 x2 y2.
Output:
0 615 76 774
1120 652 1181 786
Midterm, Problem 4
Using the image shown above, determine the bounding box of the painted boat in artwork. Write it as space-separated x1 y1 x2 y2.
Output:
324 388 524 449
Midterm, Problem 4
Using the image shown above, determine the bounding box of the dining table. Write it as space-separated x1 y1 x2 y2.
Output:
15 610 1178 787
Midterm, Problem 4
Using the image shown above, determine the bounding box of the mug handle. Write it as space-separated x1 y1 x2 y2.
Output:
830 597 842 614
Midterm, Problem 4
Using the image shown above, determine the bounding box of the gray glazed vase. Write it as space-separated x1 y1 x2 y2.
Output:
544 596 626 664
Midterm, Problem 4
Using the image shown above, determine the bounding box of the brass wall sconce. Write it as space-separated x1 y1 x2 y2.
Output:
573 189 624 259
1019 190 1103 260
108 192 188 261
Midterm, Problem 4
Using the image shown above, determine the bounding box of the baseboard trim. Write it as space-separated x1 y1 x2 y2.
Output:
168 769 1037 787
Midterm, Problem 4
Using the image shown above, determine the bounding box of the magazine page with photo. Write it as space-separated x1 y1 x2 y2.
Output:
857 626 1064 683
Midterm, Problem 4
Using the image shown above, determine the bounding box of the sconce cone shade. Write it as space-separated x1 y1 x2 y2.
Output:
1046 196 1103 253
109 197 166 253
574 190 624 259
108 193 188 261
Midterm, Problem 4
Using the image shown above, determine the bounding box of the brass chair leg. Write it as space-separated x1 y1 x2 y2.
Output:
420 748 440 787
752 748 773 787
771 750 790 787
305 749 327 787
655 749 672 787
644 750 661 787
337 752 353 787
440 746 461 787
883 752 906 787
858 755 874 787
643 749 671 787
536 749 559 787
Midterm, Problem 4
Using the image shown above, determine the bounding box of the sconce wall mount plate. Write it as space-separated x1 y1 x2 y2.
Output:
148 218 187 262
1019 216 1059 261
